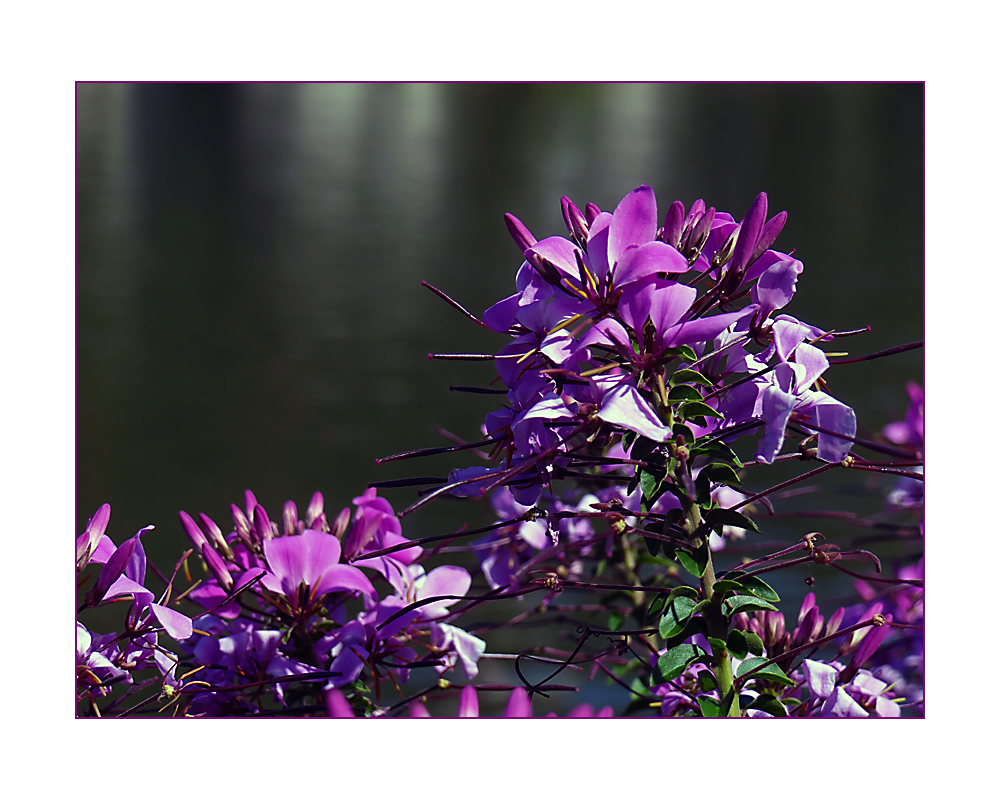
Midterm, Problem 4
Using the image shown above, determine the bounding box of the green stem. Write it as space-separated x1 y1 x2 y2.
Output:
697 539 740 717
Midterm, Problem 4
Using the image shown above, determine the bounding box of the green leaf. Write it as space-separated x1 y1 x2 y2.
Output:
659 597 707 639
734 573 781 603
679 401 724 420
704 507 761 534
696 670 717 693
651 643 705 684
727 629 750 660
748 694 789 717
690 439 743 468
644 592 669 625
663 616 708 650
667 584 700 601
671 422 696 447
707 636 728 653
699 462 742 487
694 470 712 507
676 547 709 578
643 536 660 558
639 468 664 500
668 385 703 404
698 696 721 717
735 657 796 687
658 507 683 536
630 435 659 460
669 369 715 388
711 579 745 596
743 630 765 657
724 595 779 617
677 345 698 363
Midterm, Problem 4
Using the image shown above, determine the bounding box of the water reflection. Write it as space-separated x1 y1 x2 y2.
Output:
77 83 922 714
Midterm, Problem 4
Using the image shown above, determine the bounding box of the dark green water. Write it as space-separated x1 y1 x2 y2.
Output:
77 83 923 715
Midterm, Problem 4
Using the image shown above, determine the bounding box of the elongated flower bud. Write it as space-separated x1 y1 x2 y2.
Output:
178 510 208 553
504 213 536 254
282 500 298 537
659 200 685 249
730 192 768 275
200 512 234 560
747 210 787 267
560 196 589 249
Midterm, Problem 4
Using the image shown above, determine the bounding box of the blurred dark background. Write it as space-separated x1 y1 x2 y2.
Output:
77 83 923 713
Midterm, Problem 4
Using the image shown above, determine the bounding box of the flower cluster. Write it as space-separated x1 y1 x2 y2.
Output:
441 186 856 511
77 489 487 717
77 183 922 718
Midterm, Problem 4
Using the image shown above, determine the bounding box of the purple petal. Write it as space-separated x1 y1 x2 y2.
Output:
792 343 829 391
313 563 378 600
812 397 857 462
595 376 672 442
483 293 521 332
661 306 754 349
150 602 193 640
613 240 689 287
504 686 532 718
417 565 471 617
525 236 584 281
649 282 698 339
751 256 803 317
458 685 479 717
325 688 356 718
755 384 796 463
263 528 343 592
608 185 657 268
820 686 869 718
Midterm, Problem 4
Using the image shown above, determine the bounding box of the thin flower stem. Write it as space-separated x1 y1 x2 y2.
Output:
730 462 841 511
828 340 922 364
830 562 923 586
420 281 492 328
844 463 924 480
375 435 503 464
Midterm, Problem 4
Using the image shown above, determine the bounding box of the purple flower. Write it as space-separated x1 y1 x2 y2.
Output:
260 527 378 608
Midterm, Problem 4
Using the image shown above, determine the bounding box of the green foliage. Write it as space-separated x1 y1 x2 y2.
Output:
676 546 709 578
724 594 780 617
651 642 706 685
747 694 789 717
736 657 796 687
704 507 761 534
669 369 715 388
658 596 708 639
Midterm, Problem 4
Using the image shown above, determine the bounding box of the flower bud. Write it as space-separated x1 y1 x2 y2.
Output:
747 210 787 267
330 506 351 539
685 206 715 263
282 500 298 537
659 200 685 249
560 196 589 248
178 510 208 553
504 213 536 255
200 512 234 560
